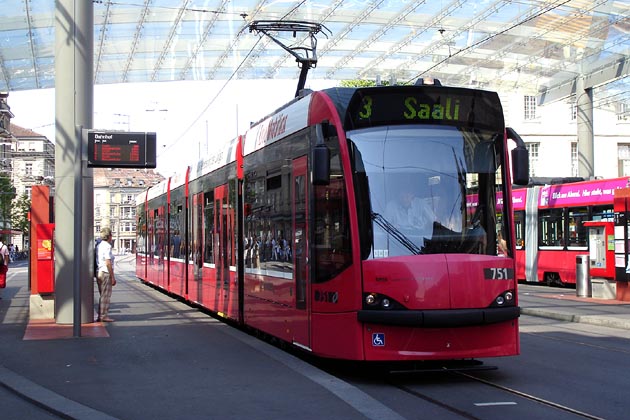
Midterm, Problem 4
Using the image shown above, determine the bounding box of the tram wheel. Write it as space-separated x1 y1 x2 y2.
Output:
544 272 563 287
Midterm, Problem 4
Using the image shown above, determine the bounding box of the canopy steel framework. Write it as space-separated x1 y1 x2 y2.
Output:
0 0 629 109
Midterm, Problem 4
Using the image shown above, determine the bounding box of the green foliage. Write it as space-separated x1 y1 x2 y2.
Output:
340 79 378 88
339 79 412 88
11 194 31 236
0 174 16 234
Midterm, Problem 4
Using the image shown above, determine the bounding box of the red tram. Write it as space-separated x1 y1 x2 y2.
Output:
136 81 528 361
513 177 627 285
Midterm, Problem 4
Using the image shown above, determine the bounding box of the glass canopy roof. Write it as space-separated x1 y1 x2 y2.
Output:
1 0 629 108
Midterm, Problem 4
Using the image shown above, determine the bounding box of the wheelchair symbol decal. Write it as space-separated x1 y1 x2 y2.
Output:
372 333 385 347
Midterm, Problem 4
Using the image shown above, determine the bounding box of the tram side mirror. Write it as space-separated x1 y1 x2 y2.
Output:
511 147 529 185
313 123 330 185
507 127 529 186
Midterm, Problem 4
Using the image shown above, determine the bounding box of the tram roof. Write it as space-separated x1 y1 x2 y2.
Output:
1 0 629 107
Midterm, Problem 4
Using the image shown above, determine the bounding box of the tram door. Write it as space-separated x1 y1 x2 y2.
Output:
190 192 204 303
214 184 236 318
292 156 310 348
147 210 155 284
156 206 166 289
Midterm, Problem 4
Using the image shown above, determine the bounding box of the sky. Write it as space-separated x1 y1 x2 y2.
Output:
7 78 338 177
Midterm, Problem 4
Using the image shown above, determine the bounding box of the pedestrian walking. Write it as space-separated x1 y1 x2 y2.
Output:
0 238 9 299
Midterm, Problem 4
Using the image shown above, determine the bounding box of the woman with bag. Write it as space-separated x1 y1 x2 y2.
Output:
0 238 9 298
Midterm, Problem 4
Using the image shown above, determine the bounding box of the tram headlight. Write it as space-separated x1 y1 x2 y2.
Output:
490 289 516 307
362 293 405 310
381 298 391 309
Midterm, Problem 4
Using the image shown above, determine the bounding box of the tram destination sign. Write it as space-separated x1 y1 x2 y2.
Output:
345 86 504 131
87 131 157 169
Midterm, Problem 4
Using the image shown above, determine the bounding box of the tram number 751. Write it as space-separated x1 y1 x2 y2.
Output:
484 267 514 280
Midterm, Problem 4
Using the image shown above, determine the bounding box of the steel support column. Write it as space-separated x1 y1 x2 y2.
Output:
54 0 95 329
576 76 594 179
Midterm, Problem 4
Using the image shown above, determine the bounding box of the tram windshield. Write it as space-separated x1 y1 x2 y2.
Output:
350 124 505 258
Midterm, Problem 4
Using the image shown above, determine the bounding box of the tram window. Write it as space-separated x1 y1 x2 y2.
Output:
592 205 614 221
539 208 564 247
204 191 214 263
314 141 352 283
153 209 160 257
137 210 146 253
514 210 524 248
568 207 588 247
243 144 296 274
169 201 183 258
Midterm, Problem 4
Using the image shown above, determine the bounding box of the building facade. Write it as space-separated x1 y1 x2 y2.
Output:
10 124 55 197
93 167 163 254
501 92 630 180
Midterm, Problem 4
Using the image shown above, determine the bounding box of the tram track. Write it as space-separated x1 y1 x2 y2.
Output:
386 367 607 420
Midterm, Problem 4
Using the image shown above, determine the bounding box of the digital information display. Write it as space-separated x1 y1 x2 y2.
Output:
345 86 504 131
87 131 157 169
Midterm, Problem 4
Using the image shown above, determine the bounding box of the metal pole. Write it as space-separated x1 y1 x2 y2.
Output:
55 0 94 331
73 129 83 336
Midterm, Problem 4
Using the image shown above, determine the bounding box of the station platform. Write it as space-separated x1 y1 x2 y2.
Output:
2 256 630 420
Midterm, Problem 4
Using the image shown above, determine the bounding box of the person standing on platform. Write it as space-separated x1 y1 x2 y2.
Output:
96 227 116 322
0 238 8 299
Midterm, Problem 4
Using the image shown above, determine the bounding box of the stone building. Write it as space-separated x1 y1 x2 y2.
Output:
93 167 163 253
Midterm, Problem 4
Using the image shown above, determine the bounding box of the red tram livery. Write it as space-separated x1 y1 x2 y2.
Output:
136 82 528 361
513 177 628 285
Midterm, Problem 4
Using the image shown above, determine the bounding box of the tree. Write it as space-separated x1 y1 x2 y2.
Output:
0 173 16 239
11 194 30 247
339 79 411 88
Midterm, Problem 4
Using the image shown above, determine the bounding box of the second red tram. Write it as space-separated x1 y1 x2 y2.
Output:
136 82 528 361
513 177 628 285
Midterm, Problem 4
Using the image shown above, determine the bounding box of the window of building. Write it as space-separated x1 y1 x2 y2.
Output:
618 103 629 122
121 206 136 219
25 186 32 199
526 142 539 177
25 162 32 175
618 144 630 177
570 103 577 121
122 222 135 232
524 95 537 120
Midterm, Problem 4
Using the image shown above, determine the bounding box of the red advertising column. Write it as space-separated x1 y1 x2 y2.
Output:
30 186 52 295
35 223 55 294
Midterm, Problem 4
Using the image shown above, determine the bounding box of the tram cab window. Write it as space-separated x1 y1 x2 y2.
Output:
313 137 352 283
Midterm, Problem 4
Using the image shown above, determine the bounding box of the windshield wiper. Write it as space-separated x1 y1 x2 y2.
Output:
371 212 422 255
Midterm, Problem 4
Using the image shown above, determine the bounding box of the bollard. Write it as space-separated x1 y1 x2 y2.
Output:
576 255 592 298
